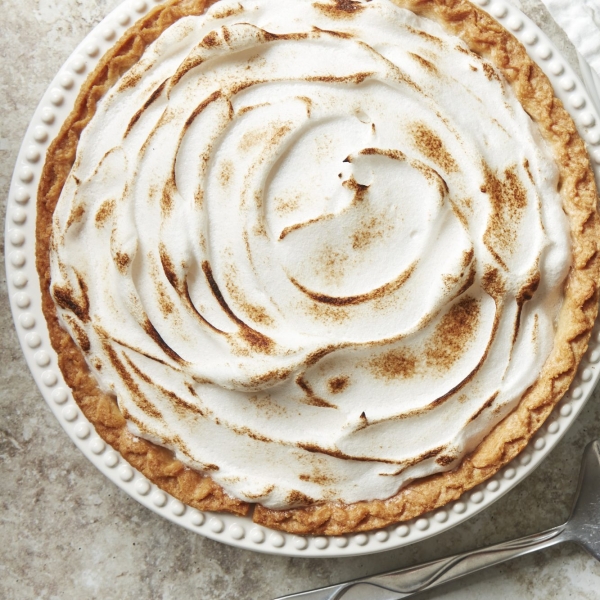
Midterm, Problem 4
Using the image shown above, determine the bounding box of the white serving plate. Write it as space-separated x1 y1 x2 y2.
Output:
5 0 600 557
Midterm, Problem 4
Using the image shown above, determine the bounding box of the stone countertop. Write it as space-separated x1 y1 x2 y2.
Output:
2 1 600 598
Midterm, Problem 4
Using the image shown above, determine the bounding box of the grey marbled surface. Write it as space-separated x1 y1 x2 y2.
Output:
2 0 600 598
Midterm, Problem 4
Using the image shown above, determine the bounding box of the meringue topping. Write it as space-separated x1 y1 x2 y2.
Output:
49 0 571 508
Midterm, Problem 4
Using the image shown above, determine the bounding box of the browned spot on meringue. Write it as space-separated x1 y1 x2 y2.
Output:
371 297 483 385
359 147 405 161
52 273 90 323
531 314 539 349
451 261 477 299
240 122 293 154
305 344 343 368
180 280 226 335
265 29 312 43
286 490 315 506
279 212 335 240
156 280 175 316
482 62 501 84
312 26 352 39
124 78 168 138
202 463 220 472
66 204 85 231
275 194 301 215
161 177 177 216
342 175 370 204
104 343 162 419
243 485 275 500
352 411 368 431
201 29 220 47
406 25 444 46
64 315 91 353
313 0 366 18
482 265 506 301
370 348 418 380
232 425 273 443
436 454 457 466
290 260 417 306
426 296 480 370
408 52 438 73
237 102 272 116
307 301 351 324
523 158 534 183
412 161 449 198
299 442 401 464
239 327 276 354
299 472 335 485
211 2 244 19
482 164 528 270
218 159 234 187
202 261 275 352
224 267 274 326
516 270 541 306
317 246 349 285
410 122 458 173
381 446 446 476
412 446 445 463
159 244 179 288
327 375 350 394
467 391 498 423
143 318 185 364
450 200 468 230
253 222 268 238
297 95 314 115
245 305 274 326
94 199 115 227
221 25 232 44
124 354 205 418
98 323 174 369
228 78 270 97
305 72 373 85
297 375 338 409
202 260 234 314
194 188 204 208
183 90 224 130
117 58 155 93
248 394 288 417
513 267 541 342
442 248 475 298
119 410 150 437
113 251 131 275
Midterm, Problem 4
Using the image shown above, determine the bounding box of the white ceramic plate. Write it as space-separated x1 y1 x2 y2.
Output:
5 0 600 557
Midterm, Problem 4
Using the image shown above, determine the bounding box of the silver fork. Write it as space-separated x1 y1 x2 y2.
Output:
274 439 600 600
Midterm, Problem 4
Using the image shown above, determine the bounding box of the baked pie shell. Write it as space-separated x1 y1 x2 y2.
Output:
36 0 600 535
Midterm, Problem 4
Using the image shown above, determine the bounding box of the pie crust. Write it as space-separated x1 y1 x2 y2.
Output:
36 0 600 534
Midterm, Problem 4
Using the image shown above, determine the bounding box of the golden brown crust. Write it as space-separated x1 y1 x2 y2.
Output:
36 0 600 533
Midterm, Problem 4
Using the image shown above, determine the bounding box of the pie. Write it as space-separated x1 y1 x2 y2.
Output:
36 0 600 535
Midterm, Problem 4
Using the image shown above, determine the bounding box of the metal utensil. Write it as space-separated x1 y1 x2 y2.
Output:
274 439 600 600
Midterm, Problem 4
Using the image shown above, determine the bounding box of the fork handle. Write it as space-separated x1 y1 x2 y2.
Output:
274 525 567 600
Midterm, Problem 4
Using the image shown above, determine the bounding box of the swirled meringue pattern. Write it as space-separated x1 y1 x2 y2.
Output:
49 0 571 508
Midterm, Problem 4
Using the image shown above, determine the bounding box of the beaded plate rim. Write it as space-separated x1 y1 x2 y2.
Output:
5 0 600 557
